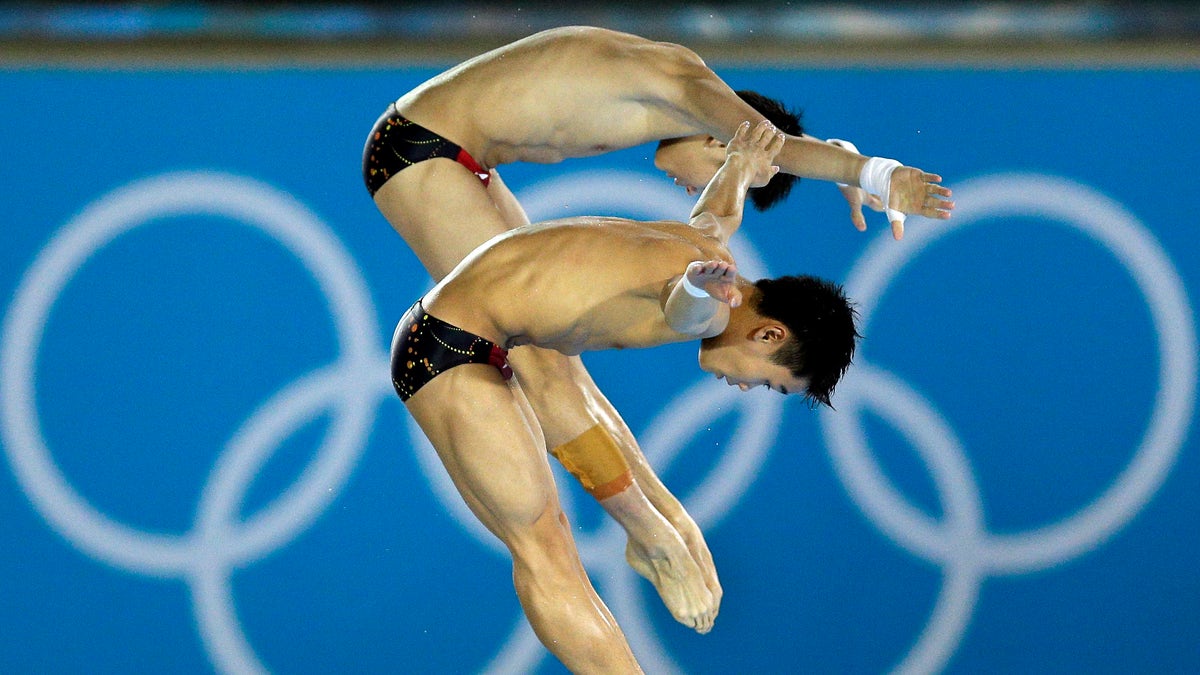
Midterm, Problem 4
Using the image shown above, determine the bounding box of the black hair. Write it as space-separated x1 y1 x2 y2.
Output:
735 90 804 212
753 274 860 408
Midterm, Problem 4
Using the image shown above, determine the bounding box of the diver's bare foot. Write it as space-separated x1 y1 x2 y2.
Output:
667 512 723 608
597 485 722 632
625 535 718 634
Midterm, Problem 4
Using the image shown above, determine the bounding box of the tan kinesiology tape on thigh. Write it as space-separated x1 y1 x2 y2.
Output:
549 424 633 500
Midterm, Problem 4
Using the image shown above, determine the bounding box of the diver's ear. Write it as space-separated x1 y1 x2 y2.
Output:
752 324 787 344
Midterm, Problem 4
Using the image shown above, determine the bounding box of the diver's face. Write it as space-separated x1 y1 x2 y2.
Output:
698 340 808 397
654 134 726 196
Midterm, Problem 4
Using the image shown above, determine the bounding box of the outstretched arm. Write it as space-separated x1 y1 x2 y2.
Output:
686 120 784 244
661 260 741 337
656 51 954 237
824 137 953 240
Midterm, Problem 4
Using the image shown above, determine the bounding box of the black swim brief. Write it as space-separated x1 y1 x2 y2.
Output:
390 300 513 402
362 104 491 196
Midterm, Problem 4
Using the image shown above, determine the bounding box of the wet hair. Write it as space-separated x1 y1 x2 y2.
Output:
736 90 804 212
753 274 860 408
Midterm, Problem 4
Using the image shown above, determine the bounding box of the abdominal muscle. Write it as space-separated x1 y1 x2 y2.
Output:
507 294 685 355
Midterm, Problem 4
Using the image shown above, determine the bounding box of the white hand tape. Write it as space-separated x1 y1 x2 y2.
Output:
680 272 709 298
860 156 906 224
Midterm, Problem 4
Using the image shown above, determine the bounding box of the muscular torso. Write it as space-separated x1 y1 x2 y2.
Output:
423 218 733 354
394 26 709 167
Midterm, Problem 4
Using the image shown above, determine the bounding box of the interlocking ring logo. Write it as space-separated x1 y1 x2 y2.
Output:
1 172 390 674
4 170 1192 673
819 173 1197 674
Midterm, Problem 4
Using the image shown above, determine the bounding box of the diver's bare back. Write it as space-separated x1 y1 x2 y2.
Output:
425 218 731 354
394 26 705 166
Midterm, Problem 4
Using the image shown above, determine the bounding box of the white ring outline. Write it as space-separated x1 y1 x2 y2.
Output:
821 173 1196 673
1 171 388 673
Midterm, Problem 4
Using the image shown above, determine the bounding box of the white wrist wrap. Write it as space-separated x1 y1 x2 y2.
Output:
825 138 860 187
680 274 709 298
859 156 907 225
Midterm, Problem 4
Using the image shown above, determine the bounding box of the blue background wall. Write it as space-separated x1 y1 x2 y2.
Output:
1 64 1197 674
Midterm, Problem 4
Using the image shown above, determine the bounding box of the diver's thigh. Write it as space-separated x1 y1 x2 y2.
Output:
404 365 557 538
373 159 511 280
506 347 607 449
